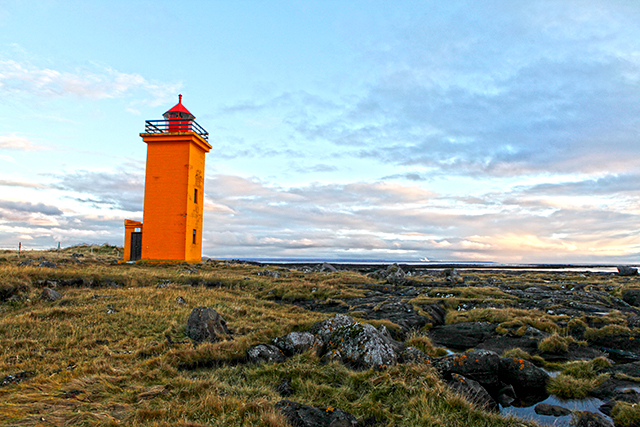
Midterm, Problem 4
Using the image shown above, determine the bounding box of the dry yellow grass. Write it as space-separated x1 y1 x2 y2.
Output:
0 247 553 426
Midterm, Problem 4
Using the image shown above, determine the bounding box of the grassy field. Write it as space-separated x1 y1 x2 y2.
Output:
0 245 607 426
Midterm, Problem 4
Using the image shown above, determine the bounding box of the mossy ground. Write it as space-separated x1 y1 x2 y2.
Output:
3 247 637 426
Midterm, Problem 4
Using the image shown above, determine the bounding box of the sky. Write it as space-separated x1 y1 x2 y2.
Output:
1 0 639 263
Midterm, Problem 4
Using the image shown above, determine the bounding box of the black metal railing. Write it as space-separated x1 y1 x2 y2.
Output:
144 119 209 141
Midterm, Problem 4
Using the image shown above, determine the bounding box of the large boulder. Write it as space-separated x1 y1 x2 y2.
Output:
428 322 497 350
275 400 358 427
272 332 321 356
309 314 357 343
433 349 501 390
498 357 550 391
448 373 498 412
322 321 402 370
185 307 232 343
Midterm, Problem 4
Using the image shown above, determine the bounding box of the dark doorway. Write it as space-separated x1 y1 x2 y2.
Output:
130 232 142 261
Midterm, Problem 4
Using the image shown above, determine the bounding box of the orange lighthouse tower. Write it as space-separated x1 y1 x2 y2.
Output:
123 95 212 262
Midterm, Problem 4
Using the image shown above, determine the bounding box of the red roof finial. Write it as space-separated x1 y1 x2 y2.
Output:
163 94 194 119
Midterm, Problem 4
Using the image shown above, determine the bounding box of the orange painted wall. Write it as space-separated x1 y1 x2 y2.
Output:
123 219 142 261
140 133 211 262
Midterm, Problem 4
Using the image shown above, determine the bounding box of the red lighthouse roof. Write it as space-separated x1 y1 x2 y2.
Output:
163 94 195 119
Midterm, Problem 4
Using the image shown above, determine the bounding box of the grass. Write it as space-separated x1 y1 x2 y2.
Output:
0 247 542 427
545 358 612 400
611 401 640 427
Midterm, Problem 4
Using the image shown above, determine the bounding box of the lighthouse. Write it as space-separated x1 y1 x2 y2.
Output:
123 95 212 262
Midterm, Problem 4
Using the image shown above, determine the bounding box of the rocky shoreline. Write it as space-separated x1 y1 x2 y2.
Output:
247 262 640 426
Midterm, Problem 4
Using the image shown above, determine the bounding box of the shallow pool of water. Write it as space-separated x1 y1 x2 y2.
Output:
501 395 612 427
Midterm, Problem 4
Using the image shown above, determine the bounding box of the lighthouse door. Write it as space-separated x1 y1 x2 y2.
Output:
130 232 142 261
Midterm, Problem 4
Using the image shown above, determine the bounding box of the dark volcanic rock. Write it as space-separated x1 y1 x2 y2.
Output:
275 400 358 427
618 266 639 277
622 289 640 307
247 344 286 364
368 264 406 285
433 349 501 390
478 326 548 354
41 287 62 301
1 371 34 387
534 403 571 417
399 346 431 364
499 357 550 391
356 300 428 336
448 373 498 412
185 307 232 343
574 411 613 427
37 260 57 269
428 322 497 350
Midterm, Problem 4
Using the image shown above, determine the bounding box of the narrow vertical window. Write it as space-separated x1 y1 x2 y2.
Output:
194 188 198 203
193 229 196 244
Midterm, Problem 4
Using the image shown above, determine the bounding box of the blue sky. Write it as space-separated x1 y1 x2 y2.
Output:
1 0 639 263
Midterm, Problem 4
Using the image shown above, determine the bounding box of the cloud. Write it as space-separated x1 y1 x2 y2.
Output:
0 133 38 150
51 168 144 212
0 200 62 216
0 59 181 106
0 179 49 189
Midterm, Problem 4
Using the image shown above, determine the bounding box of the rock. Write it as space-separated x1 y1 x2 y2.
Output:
478 326 549 355
419 302 447 327
71 252 83 258
622 289 640 307
276 379 294 397
318 262 338 273
272 332 321 356
18 259 33 266
443 268 464 284
1 371 34 387
598 389 640 416
275 400 358 427
627 315 640 328
41 288 62 301
246 344 286 364
37 261 57 269
498 357 549 390
428 322 497 350
319 319 402 369
534 403 571 417
399 346 431 364
433 349 501 390
361 301 428 337
574 411 613 427
497 384 516 407
185 307 232 343
618 266 639 277
448 373 498 412
309 314 357 343
368 264 406 284
176 296 186 304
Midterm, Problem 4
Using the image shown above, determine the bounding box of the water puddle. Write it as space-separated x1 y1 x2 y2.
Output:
501 395 612 427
